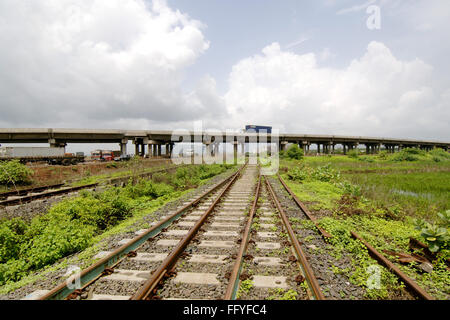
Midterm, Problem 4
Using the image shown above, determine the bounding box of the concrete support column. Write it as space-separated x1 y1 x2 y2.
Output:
120 143 127 157
301 141 308 154
213 143 219 157
317 143 321 154
233 141 238 164
165 143 170 156
157 144 162 156
223 143 227 164
343 144 347 155
241 142 245 155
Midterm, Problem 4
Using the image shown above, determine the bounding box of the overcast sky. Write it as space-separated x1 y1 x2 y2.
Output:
0 0 449 145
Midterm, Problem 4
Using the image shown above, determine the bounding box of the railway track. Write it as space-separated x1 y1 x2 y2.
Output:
17 164 435 301
0 183 65 200
0 164 183 207
33 164 323 300
276 174 435 300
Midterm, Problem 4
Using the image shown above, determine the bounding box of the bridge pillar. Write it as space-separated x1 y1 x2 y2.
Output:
279 141 287 152
157 144 162 157
233 141 238 164
48 139 66 150
241 142 245 155
213 143 220 157
120 139 128 157
327 142 333 154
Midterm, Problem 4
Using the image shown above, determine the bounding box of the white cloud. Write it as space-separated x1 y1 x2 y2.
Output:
0 0 221 128
224 41 449 140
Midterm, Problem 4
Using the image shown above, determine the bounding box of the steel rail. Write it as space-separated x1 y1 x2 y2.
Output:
130 164 247 300
224 174 261 300
277 174 332 238
39 165 244 300
106 164 187 185
265 177 325 300
0 183 65 199
0 183 99 206
350 231 434 300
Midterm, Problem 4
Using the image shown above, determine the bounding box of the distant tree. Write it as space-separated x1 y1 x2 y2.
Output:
286 144 304 160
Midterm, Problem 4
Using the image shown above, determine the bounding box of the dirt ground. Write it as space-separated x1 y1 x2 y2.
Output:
3 158 172 191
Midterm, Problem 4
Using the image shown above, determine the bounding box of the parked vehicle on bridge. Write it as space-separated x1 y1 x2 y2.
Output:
0 147 85 165
245 125 272 133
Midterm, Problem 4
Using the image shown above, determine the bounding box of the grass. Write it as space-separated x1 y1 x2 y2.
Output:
0 164 236 293
278 149 450 299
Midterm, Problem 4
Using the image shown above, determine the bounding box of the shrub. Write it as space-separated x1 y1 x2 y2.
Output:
286 144 304 160
106 162 118 168
287 167 308 182
347 150 359 159
429 148 450 162
0 221 23 263
311 164 340 182
378 151 388 160
0 160 33 185
392 151 419 162
414 210 450 253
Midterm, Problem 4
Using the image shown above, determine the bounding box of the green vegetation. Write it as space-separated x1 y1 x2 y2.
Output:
347 149 359 159
279 147 450 299
268 288 298 300
0 164 233 288
0 160 33 185
280 144 304 160
414 210 449 253
237 279 254 299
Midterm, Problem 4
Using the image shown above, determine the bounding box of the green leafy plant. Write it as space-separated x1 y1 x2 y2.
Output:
347 150 359 158
414 212 449 252
0 160 33 185
286 144 304 160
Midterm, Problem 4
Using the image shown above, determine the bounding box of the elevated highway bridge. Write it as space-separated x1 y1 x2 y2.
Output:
0 128 448 158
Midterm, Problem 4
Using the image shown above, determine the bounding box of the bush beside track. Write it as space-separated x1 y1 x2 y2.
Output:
0 164 233 287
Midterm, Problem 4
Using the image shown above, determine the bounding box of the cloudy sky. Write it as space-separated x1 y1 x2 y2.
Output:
0 0 449 142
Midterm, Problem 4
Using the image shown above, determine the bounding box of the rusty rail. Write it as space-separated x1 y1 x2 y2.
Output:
39 165 244 300
265 177 325 300
277 174 332 238
130 164 247 300
0 183 99 206
351 231 434 300
0 183 65 199
224 174 261 300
